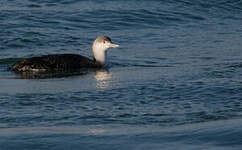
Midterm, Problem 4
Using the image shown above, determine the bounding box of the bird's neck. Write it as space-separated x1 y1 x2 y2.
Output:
92 49 107 66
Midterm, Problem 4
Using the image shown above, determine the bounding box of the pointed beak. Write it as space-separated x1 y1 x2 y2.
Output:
109 43 120 48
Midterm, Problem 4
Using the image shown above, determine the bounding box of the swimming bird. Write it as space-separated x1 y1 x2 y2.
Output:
10 36 119 72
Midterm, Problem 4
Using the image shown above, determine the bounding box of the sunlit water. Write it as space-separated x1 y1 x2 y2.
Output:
0 0 242 149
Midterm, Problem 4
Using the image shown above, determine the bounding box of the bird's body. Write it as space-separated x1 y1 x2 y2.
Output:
10 36 119 72
11 54 102 72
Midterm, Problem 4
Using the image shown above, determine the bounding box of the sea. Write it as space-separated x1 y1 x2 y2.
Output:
0 0 242 149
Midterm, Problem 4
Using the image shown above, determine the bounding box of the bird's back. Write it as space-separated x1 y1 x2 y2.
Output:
11 54 102 72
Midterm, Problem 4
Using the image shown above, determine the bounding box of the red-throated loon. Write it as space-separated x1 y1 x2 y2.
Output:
10 36 119 72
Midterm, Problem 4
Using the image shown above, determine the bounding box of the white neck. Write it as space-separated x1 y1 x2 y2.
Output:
92 43 108 65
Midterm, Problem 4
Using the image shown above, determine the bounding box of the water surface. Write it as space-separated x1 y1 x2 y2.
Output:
0 0 242 149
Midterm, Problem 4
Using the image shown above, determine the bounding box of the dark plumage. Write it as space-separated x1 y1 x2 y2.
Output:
10 54 102 72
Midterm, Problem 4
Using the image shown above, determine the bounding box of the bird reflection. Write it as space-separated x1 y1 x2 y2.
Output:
13 69 89 79
11 67 113 89
94 69 113 89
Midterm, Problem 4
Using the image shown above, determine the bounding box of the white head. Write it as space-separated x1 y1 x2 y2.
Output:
92 36 119 66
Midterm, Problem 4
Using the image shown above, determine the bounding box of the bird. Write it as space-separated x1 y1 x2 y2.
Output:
10 36 119 72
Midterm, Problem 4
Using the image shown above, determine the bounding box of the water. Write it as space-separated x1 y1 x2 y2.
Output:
0 0 242 149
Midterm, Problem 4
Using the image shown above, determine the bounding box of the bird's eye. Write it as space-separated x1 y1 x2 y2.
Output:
103 41 106 44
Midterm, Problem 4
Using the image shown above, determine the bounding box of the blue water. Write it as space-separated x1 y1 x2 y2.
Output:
1 0 242 149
